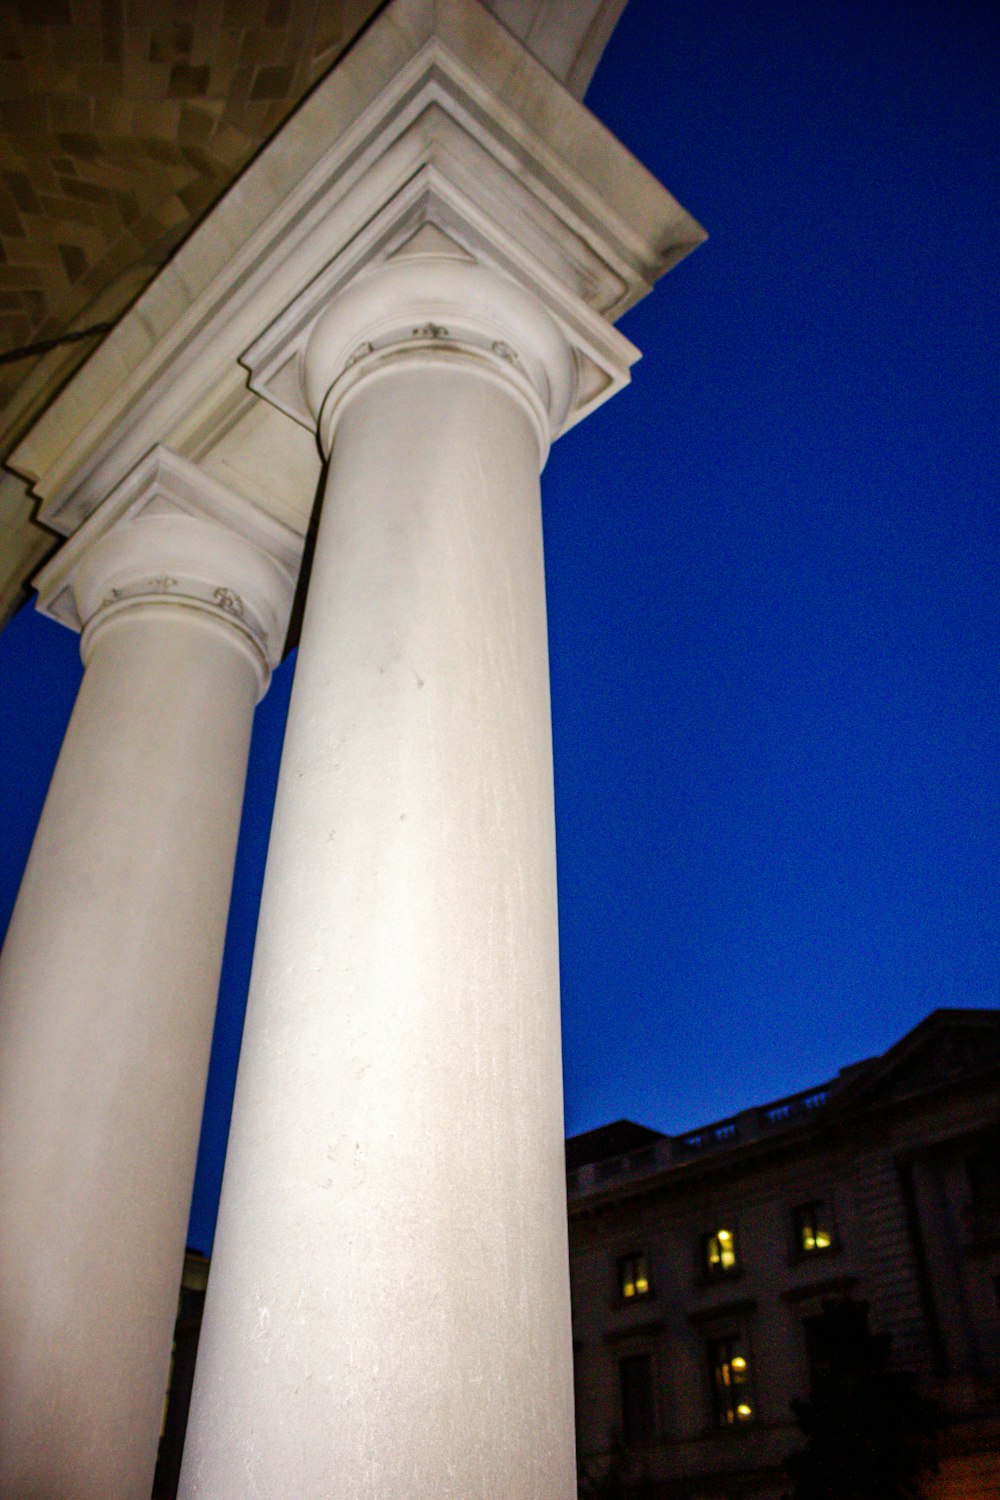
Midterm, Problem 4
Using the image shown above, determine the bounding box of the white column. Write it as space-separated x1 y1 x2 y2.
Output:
181 251 578 1496
0 500 293 1500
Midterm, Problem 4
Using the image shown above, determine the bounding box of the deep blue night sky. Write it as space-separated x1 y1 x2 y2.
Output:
0 0 997 1254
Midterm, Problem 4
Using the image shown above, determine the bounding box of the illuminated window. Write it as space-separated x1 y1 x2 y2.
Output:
702 1226 739 1276
793 1201 833 1253
708 1335 753 1427
619 1252 651 1300
619 1352 656 1443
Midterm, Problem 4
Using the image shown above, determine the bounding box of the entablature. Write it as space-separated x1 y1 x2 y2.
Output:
9 0 703 548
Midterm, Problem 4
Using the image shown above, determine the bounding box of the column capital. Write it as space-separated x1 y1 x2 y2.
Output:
34 447 300 694
300 232 575 461
236 0 705 460
241 166 645 461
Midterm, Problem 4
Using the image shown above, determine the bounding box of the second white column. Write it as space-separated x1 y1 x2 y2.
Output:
0 478 295 1500
181 253 579 1496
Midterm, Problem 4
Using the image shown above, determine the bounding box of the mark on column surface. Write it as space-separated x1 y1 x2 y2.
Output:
375 660 424 687
473 444 489 507
251 1295 270 1342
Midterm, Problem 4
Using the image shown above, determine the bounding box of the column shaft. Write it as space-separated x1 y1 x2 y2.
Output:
0 604 260 1499
181 360 576 1497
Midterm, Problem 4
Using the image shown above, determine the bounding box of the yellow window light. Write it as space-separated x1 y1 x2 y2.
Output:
796 1202 833 1253
705 1228 737 1274
620 1253 650 1299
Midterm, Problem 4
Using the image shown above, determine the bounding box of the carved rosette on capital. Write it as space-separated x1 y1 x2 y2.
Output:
300 242 578 466
35 446 302 697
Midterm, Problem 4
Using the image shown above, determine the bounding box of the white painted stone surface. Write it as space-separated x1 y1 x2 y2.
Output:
488 0 629 97
180 258 577 1497
0 482 295 1500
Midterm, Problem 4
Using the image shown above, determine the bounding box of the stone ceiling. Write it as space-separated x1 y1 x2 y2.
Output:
0 0 385 448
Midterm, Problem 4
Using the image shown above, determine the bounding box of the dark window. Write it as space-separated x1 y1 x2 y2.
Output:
702 1226 739 1276
966 1145 1000 1212
803 1313 832 1383
793 1200 833 1253
619 1352 655 1443
708 1335 753 1426
803 1300 870 1385
619 1252 651 1300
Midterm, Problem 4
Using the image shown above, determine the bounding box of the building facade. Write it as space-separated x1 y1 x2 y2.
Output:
567 1008 1000 1498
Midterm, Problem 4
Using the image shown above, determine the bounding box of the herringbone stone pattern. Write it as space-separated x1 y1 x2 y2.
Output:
0 0 380 435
